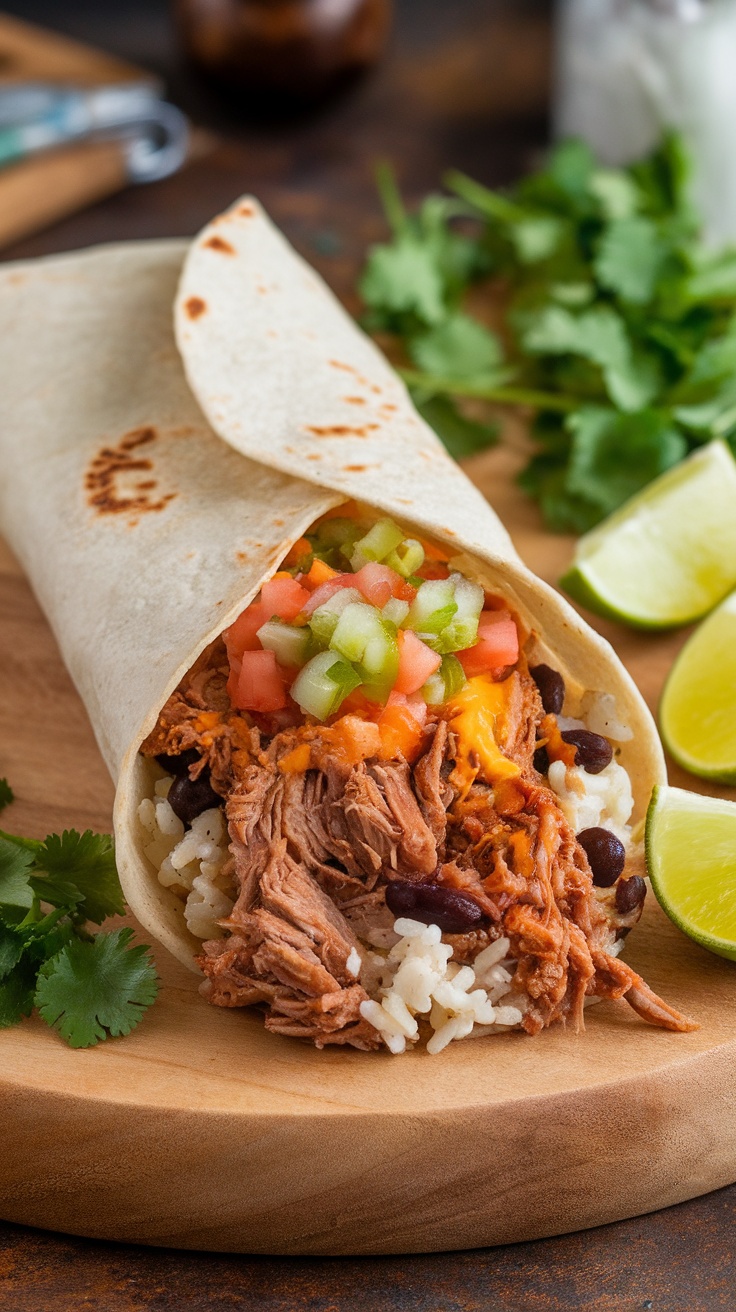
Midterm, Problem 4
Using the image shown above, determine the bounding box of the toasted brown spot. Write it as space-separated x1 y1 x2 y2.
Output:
305 424 380 438
343 396 366 405
396 498 414 505
204 235 235 255
306 453 322 461
273 518 284 526
237 551 247 562
184 296 206 319
239 202 255 217
120 426 156 451
344 464 369 472
85 427 176 517
380 404 398 414
329 360 356 373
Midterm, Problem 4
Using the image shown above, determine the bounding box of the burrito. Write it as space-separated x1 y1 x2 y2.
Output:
0 204 695 1055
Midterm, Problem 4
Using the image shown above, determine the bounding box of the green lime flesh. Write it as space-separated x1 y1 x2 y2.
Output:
660 590 736 784
560 441 736 630
646 784 736 961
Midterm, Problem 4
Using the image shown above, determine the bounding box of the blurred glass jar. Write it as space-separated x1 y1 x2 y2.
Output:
555 0 736 245
173 0 392 110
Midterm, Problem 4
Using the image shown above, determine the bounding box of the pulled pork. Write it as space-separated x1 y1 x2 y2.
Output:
142 641 696 1048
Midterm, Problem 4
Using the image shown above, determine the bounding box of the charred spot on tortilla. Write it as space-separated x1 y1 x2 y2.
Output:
204 235 235 255
85 430 176 517
344 464 369 472
120 426 156 451
238 202 255 217
306 453 322 460
343 397 367 406
184 296 207 320
305 425 380 438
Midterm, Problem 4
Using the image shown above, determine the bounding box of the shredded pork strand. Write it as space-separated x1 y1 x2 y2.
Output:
141 641 696 1048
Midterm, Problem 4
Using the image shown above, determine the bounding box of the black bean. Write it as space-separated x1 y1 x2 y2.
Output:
577 827 626 887
615 875 647 916
385 880 485 935
530 664 565 715
167 769 221 826
561 728 613 775
155 748 201 776
534 745 550 775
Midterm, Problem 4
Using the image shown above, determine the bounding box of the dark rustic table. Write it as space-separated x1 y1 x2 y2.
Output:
1 2 734 1308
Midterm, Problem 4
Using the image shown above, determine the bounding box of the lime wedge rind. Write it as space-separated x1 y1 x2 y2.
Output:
560 441 736 631
646 784 736 962
559 564 684 631
659 590 736 785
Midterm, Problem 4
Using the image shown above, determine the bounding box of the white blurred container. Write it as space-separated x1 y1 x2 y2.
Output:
555 0 736 246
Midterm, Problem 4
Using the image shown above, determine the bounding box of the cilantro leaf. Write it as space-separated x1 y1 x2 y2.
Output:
360 132 736 531
0 924 23 979
594 217 664 304
565 407 688 517
520 305 659 412
0 837 35 909
0 959 36 1029
410 314 503 380
32 830 124 924
412 392 499 460
35 928 159 1048
360 238 446 327
0 779 13 813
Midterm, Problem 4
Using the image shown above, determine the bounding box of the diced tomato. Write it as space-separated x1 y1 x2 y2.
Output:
301 558 338 590
260 575 311 623
233 649 287 712
458 611 519 679
301 573 355 616
353 562 415 606
394 630 442 695
225 601 268 659
378 700 425 762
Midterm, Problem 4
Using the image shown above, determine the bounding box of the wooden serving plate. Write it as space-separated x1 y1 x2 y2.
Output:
0 432 734 1256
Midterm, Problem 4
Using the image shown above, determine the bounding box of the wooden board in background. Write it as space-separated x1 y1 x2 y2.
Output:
0 428 734 1256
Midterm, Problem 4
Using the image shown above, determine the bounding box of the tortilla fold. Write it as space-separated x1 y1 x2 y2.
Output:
0 211 665 973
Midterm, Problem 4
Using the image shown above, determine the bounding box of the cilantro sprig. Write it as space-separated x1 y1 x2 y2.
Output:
359 136 736 531
0 778 158 1046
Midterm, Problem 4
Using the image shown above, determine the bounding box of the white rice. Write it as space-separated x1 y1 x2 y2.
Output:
137 775 234 940
547 753 633 843
359 924 524 1055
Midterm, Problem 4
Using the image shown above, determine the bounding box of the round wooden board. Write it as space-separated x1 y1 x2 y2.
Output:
1 431 735 1256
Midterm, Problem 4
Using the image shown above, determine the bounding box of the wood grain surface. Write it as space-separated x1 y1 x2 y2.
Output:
1 0 735 1303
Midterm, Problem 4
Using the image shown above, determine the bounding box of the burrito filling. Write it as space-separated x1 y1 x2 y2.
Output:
138 507 695 1052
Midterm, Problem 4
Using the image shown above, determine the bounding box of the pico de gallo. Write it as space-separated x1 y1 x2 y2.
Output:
223 507 520 760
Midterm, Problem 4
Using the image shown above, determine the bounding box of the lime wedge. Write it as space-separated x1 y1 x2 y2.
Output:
646 784 736 961
560 441 736 629
659 590 736 783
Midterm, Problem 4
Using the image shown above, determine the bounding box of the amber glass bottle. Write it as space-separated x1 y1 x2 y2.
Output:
173 0 392 109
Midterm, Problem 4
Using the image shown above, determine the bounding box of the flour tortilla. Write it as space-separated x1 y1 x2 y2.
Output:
0 218 665 973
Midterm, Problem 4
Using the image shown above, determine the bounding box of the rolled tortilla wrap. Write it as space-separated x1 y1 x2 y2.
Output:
0 219 665 1008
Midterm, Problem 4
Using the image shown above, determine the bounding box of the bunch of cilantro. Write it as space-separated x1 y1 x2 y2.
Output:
359 136 736 531
0 778 158 1047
